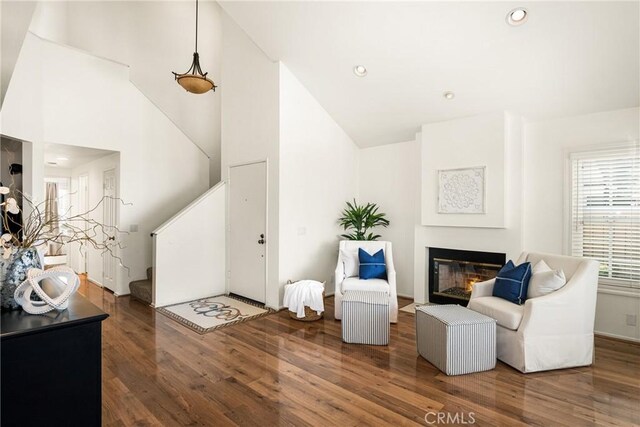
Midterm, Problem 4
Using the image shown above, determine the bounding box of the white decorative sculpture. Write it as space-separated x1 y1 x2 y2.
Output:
14 267 80 314
438 166 486 214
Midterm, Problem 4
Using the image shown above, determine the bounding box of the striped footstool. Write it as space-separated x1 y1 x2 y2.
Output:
342 291 389 345
416 304 496 375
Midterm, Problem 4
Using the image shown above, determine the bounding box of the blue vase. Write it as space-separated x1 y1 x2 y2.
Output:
0 248 42 310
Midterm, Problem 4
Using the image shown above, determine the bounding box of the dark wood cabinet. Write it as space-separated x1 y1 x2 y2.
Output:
1 291 108 427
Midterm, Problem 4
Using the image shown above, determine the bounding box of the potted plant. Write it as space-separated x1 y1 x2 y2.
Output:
338 199 390 241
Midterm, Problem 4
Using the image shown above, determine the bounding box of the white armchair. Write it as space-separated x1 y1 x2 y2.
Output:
334 240 398 323
468 252 599 373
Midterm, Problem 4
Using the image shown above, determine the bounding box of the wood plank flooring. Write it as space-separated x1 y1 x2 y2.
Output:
78 281 640 426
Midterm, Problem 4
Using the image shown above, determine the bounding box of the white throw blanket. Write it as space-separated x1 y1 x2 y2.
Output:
283 280 325 318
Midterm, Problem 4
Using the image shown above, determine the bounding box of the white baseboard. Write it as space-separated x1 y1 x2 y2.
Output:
87 277 127 297
88 277 104 287
595 331 640 343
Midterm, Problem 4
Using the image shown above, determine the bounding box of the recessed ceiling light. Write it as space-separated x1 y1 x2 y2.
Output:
443 91 455 100
353 65 367 77
56 157 69 161
506 8 528 26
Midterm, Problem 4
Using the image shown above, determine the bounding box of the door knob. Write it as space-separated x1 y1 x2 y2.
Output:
258 234 265 245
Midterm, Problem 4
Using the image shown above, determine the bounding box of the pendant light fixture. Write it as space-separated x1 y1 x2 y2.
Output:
172 0 216 94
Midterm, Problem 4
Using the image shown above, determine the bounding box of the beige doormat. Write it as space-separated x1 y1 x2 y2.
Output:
400 302 435 313
157 294 274 334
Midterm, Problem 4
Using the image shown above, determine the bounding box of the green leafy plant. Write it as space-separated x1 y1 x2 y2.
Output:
338 199 390 241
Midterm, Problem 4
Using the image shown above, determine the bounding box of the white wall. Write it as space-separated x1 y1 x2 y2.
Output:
594 292 640 342
1 33 210 296
221 12 280 309
421 112 507 228
221 17 361 308
523 107 639 252
524 107 640 341
279 63 359 297
28 1 223 184
359 139 419 297
153 183 226 307
70 153 119 285
20 141 44 218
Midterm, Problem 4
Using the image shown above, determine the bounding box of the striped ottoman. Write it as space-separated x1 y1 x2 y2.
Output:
416 304 496 375
342 291 389 345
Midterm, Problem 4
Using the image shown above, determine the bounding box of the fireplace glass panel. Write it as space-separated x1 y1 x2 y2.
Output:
433 258 502 301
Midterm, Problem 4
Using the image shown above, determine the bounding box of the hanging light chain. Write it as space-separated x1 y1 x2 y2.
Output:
195 0 199 53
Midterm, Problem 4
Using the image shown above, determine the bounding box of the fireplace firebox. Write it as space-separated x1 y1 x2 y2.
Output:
428 247 506 306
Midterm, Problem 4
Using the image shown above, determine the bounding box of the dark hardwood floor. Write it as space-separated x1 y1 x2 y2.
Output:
78 280 640 426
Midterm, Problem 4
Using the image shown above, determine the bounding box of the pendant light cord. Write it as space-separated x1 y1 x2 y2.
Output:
195 0 199 53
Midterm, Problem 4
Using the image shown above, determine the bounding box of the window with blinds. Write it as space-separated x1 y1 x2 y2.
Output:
569 143 640 288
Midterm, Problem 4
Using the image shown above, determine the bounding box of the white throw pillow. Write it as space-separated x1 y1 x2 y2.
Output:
341 249 359 278
528 260 566 299
532 259 551 275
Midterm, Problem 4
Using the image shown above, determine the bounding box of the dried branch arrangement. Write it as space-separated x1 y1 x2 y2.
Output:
0 185 130 269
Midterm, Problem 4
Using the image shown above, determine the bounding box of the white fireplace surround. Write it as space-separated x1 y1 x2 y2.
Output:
412 112 525 304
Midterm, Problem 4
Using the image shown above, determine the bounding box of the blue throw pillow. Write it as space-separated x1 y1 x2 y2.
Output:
358 248 387 280
492 260 532 305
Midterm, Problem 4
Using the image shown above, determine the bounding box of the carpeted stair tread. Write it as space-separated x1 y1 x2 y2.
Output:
129 267 152 304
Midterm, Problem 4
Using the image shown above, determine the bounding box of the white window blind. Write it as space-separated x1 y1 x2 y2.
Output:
570 143 640 288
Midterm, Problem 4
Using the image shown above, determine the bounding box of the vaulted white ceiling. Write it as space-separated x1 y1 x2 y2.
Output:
2 1 223 182
220 1 640 147
0 1 36 105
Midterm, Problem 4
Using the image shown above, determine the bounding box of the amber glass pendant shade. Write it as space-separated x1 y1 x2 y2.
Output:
173 53 216 94
175 75 215 94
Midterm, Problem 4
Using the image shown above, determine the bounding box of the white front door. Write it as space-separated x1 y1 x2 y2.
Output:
229 162 267 303
102 168 118 292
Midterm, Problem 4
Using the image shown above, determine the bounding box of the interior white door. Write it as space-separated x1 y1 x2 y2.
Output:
229 162 267 303
77 174 89 274
102 168 117 292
